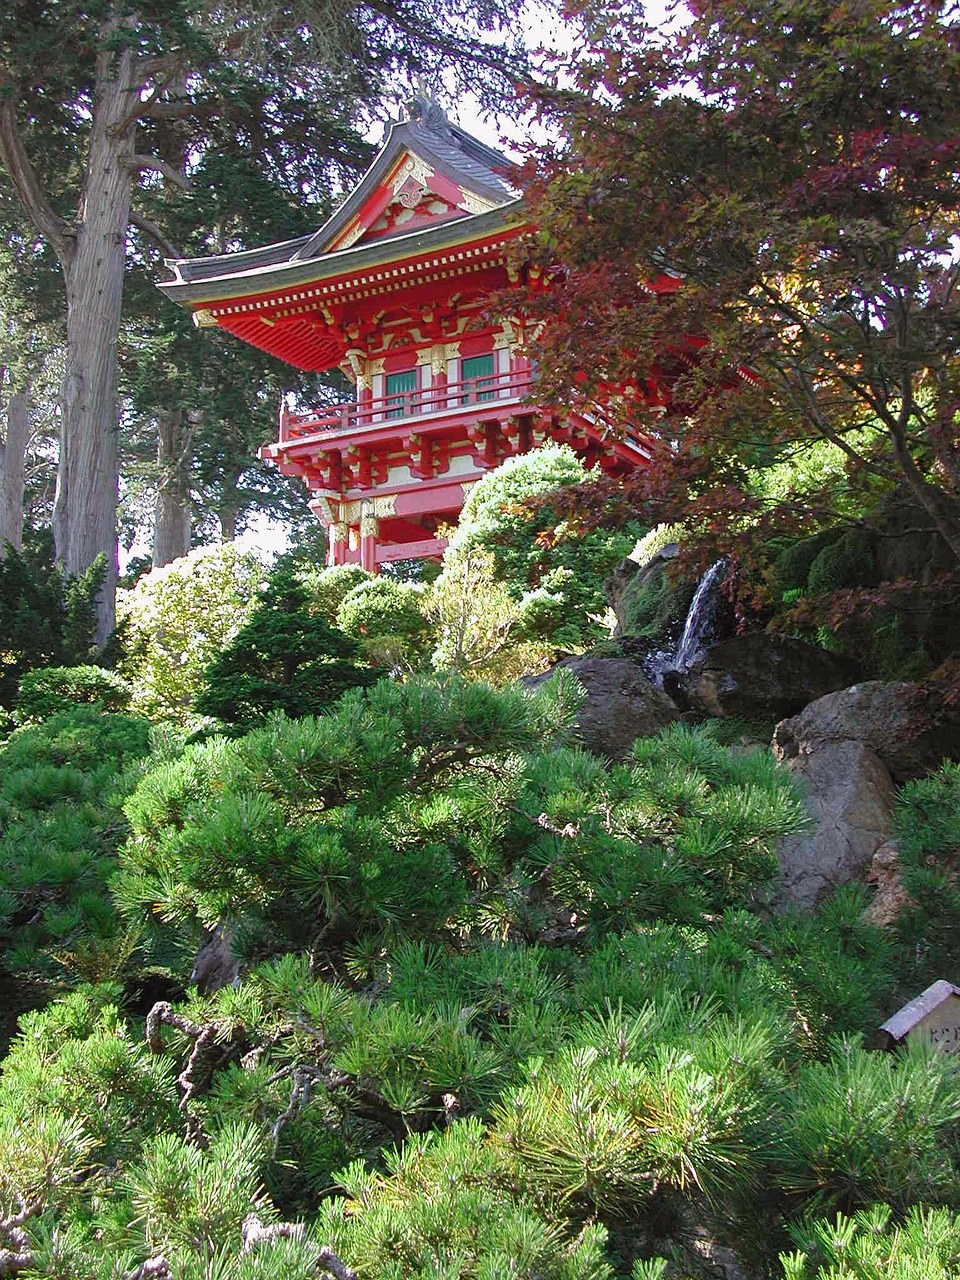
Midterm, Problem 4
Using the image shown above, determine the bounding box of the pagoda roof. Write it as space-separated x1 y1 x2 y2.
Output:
158 99 522 311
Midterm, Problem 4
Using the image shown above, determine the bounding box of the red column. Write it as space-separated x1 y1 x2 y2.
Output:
360 502 378 574
327 521 348 566
358 380 373 425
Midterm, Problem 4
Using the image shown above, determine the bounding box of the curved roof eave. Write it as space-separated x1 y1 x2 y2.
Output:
157 199 528 307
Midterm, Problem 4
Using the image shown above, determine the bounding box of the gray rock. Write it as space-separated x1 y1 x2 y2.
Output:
680 634 861 721
525 656 680 760
773 740 895 909
773 679 960 782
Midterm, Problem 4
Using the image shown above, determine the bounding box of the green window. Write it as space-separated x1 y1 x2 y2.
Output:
386 369 417 419
462 354 495 403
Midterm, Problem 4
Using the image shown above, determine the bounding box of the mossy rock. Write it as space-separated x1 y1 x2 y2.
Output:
622 571 695 643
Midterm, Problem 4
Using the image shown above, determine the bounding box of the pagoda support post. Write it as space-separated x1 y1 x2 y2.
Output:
328 520 349 567
357 380 373 426
431 348 448 410
360 500 379 574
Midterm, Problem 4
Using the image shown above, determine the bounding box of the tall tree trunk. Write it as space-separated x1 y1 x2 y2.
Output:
0 389 29 555
219 504 239 542
153 407 192 567
52 39 136 648
218 463 243 542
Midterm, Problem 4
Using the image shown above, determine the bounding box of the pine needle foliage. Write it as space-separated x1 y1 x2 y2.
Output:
2 669 957 1277
196 566 377 728
892 761 960 985
783 1203 960 1280
0 709 153 981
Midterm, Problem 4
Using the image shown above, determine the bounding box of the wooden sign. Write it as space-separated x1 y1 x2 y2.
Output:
879 980 960 1052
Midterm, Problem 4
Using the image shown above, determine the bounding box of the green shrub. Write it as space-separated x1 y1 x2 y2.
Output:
423 544 551 682
336 576 428 667
306 563 371 622
117 543 265 721
14 664 131 723
892 760 960 985
807 527 876 595
448 445 642 649
630 523 686 566
0 709 153 981
783 1203 960 1279
778 1038 960 1214
2 672 953 1278
318 1120 613 1279
196 567 377 728
775 530 837 594
0 539 108 709
117 672 582 951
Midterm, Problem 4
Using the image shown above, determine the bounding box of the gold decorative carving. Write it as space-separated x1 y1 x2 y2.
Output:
392 153 434 193
493 320 517 351
311 497 336 525
416 347 434 367
431 340 461 375
372 494 397 518
459 189 497 215
341 500 362 525
369 357 386 376
192 308 218 329
329 521 348 544
335 218 364 251
356 373 372 392
359 498 379 539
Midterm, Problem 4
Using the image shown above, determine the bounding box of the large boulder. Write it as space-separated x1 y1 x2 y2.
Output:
773 680 960 783
772 739 894 909
679 634 861 721
525 656 680 760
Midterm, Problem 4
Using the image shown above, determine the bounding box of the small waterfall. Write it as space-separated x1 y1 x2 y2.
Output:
673 560 727 670
643 559 727 687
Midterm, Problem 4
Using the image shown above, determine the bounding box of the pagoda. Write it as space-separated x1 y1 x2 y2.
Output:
158 99 652 570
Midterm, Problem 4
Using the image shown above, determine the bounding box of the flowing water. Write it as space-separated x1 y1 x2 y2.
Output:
643 559 727 688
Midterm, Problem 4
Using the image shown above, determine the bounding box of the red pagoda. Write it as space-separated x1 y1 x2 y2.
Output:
158 99 651 570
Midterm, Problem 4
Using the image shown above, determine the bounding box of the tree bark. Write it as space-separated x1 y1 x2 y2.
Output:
153 407 192 567
218 464 243 542
0 390 29 555
51 36 137 647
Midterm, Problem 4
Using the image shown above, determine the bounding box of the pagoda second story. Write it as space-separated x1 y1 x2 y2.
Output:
159 99 652 570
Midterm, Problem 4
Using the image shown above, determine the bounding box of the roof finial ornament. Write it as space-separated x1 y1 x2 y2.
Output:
405 81 450 135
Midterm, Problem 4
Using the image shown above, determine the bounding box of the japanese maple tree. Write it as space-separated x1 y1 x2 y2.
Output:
519 0 960 568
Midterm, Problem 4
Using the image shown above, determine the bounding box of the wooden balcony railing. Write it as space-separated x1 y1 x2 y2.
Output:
278 367 535 443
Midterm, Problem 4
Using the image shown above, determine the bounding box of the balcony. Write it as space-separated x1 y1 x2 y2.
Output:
278 366 536 444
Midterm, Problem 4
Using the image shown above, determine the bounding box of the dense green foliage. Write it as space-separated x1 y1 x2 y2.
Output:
196 567 377 728
0 542 107 709
3 654 957 1279
892 760 960 988
0 709 154 984
336 576 430 669
13 664 131 724
448 446 643 648
118 544 265 720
